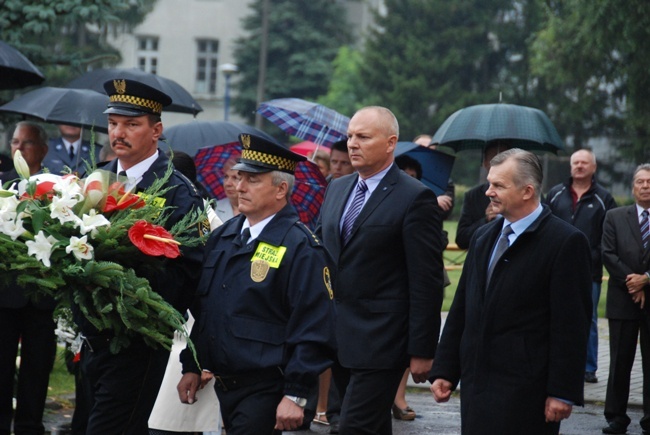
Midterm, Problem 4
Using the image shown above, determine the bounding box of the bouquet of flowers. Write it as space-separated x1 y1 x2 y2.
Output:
0 151 208 353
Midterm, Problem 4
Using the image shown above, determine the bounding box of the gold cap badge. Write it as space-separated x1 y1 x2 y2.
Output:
114 79 126 94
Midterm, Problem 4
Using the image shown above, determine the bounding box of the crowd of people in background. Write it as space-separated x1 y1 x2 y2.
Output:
1 79 649 435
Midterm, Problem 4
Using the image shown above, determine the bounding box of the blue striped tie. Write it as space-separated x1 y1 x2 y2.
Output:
341 179 368 245
641 210 649 249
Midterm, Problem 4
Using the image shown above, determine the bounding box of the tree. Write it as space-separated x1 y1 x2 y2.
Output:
0 0 157 85
359 0 547 140
530 0 650 163
232 0 352 125
317 45 367 118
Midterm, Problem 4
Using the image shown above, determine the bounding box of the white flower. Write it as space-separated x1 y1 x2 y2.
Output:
53 174 83 199
50 196 82 225
81 171 107 208
13 150 30 179
25 231 57 267
1 216 26 240
78 209 111 237
66 235 94 261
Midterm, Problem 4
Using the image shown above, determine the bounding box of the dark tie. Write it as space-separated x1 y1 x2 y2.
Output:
487 225 513 283
118 170 127 177
341 179 368 245
239 227 251 246
69 145 75 161
641 210 649 249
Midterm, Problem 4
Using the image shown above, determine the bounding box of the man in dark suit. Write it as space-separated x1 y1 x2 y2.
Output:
43 124 101 175
316 106 444 434
0 121 58 435
74 79 207 434
601 163 650 434
431 149 592 435
455 143 510 249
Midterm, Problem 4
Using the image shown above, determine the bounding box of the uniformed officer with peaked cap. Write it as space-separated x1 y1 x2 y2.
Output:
178 134 336 434
73 78 207 434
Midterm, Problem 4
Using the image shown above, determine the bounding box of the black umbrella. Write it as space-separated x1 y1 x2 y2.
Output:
432 103 565 154
0 87 109 133
161 120 275 157
0 41 45 90
66 68 203 115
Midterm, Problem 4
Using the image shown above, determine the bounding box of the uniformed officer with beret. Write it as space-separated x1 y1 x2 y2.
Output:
74 78 207 434
178 134 337 434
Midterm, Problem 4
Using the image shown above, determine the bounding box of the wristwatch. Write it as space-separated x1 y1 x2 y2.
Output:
284 395 307 408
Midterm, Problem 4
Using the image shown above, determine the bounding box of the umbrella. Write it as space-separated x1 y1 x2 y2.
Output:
0 41 45 90
257 98 349 148
395 142 455 196
431 103 564 154
66 68 203 115
0 87 109 133
161 120 275 157
195 142 327 229
290 141 330 157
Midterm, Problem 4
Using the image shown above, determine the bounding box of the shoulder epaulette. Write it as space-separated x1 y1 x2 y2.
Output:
294 221 322 246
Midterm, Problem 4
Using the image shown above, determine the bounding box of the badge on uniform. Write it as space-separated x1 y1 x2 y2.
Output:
250 242 287 282
323 267 333 300
251 259 270 282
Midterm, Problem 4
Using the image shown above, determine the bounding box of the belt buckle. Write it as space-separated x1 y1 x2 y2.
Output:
214 375 229 392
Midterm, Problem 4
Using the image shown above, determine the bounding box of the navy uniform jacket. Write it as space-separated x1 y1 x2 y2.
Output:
44 138 101 175
182 204 337 398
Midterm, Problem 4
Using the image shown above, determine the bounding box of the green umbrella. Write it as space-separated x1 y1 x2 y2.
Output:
432 103 564 154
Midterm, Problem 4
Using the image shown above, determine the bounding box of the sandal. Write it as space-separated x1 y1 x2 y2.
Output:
392 403 416 421
313 411 330 426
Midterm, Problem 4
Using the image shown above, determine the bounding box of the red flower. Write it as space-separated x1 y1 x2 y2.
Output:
104 193 144 212
22 181 56 200
128 221 180 258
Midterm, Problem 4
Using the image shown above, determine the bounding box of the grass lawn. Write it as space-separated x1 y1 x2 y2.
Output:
442 220 607 317
47 346 75 403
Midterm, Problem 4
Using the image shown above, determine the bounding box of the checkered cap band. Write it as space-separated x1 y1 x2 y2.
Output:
242 149 297 172
109 94 163 114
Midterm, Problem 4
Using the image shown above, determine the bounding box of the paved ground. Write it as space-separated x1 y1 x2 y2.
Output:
41 318 645 434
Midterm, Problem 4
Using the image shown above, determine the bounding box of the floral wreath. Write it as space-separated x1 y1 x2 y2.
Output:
0 150 208 354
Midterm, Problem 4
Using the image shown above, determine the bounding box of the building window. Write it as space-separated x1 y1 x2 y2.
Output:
195 39 219 94
137 36 159 74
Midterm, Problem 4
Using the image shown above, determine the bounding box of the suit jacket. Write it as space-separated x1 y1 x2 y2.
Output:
316 163 444 369
43 138 101 175
602 205 649 320
455 182 491 249
430 206 592 434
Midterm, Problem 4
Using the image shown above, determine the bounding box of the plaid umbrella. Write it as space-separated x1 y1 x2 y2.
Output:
257 98 349 148
195 142 327 229
0 41 44 90
432 103 564 154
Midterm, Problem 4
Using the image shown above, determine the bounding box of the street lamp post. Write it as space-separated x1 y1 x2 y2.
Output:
219 63 238 121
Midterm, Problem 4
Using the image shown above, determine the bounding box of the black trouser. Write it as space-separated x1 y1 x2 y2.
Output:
216 376 284 435
0 306 56 435
605 317 650 430
80 337 169 435
333 365 404 435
